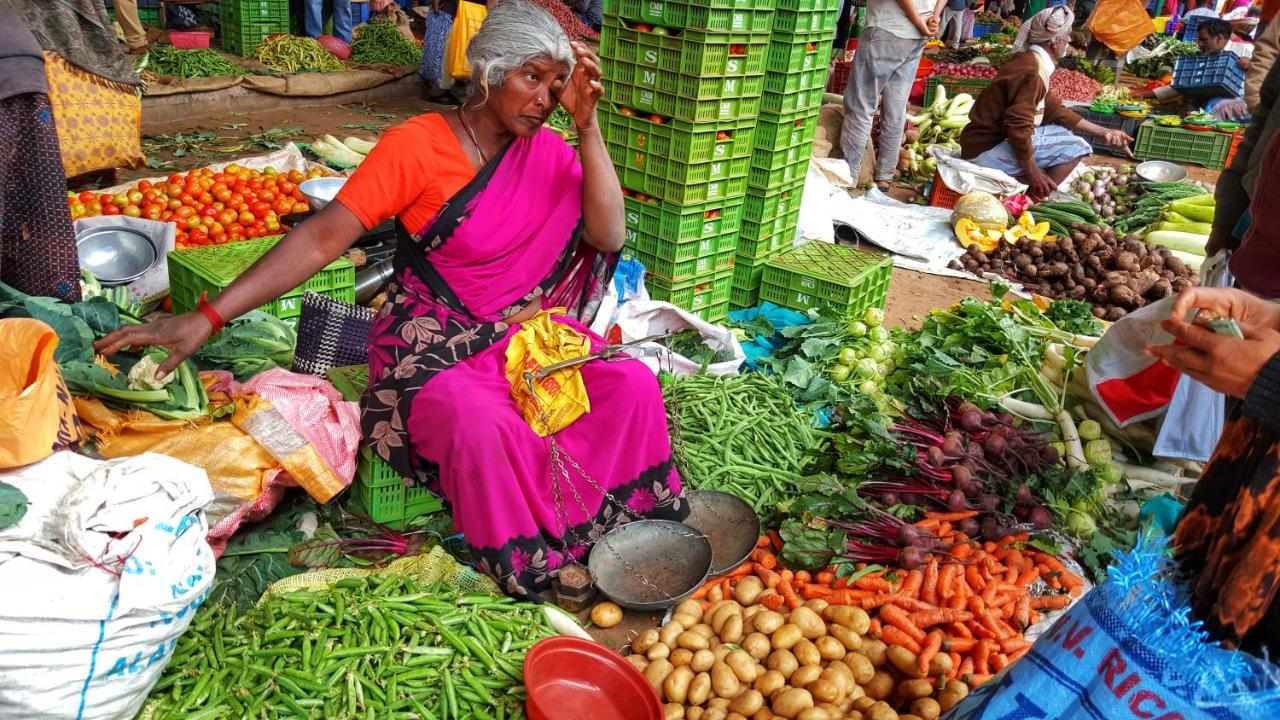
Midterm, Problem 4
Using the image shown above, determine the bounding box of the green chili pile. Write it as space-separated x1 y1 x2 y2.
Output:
663 373 827 515
145 47 243 78
147 576 554 719
252 36 347 74
350 20 423 66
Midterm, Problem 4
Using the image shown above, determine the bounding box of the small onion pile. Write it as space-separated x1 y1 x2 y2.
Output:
930 63 998 79
1067 165 1140 219
1050 69 1103 103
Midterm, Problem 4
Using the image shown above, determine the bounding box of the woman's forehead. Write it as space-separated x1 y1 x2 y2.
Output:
520 56 570 74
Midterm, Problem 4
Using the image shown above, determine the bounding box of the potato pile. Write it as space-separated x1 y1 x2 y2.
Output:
949 224 1198 321
627 580 970 720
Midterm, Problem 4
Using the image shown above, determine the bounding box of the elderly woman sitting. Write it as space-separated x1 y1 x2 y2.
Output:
959 7 1131 198
98 1 687 600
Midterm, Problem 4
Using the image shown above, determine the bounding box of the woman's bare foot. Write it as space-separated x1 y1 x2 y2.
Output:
126 44 149 55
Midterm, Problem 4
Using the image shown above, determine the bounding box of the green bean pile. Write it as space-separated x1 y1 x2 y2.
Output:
252 36 347 74
146 47 243 78
148 576 554 720
350 20 423 66
663 373 826 514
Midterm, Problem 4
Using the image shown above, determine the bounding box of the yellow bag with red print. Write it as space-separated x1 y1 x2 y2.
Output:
43 52 144 177
505 310 592 437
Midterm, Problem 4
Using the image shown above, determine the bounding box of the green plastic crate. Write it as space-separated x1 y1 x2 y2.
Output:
608 0 776 33
730 249 785 307
743 180 805 225
751 139 813 175
220 0 290 24
610 139 750 185
759 85 825 114
762 66 828 95
774 0 839 10
924 75 994 107
110 7 162 25
748 155 808 190
753 110 820 152
325 363 369 402
168 236 355 320
697 301 730 323
322 365 444 529
220 18 290 56
647 270 733 313
738 218 797 259
629 244 736 283
1133 122 1233 169
600 16 769 76
347 448 445 530
758 242 892 314
764 30 831 74
626 219 741 267
620 165 749 206
603 110 756 165
604 58 765 102
771 5 840 33
606 76 763 123
624 195 745 243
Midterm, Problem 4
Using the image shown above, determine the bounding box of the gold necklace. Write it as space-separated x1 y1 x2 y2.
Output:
457 107 488 166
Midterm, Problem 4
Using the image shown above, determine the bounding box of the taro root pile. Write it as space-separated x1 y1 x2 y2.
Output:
949 224 1198 320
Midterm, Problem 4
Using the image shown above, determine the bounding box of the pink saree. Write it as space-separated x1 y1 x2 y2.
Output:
362 128 686 599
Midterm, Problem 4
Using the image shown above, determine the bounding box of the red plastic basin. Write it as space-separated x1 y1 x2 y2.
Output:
524 637 662 720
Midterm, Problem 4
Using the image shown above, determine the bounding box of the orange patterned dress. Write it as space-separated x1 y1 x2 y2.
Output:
1175 389 1280 655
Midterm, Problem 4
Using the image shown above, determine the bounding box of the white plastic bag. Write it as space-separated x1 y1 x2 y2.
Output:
0 452 215 720
614 300 745 376
1152 252 1234 462
590 255 648 340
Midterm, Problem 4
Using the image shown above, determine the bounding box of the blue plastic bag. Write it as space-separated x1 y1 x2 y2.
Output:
943 536 1280 720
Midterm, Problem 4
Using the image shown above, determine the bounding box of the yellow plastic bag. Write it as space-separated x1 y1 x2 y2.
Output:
446 0 488 80
505 310 591 437
1085 0 1154 55
0 319 83 469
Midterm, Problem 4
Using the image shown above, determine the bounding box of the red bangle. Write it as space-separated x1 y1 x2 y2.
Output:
197 292 226 334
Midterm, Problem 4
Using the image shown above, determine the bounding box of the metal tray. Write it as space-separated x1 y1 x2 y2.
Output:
682 490 761 576
588 520 712 612
76 225 158 285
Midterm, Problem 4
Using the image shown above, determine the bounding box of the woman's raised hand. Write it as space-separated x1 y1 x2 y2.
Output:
559 41 604 129
94 312 216 381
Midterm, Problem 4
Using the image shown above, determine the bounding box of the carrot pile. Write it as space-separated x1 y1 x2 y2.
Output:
689 511 1085 690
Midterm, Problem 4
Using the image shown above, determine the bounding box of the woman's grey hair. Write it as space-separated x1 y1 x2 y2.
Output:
466 1 575 101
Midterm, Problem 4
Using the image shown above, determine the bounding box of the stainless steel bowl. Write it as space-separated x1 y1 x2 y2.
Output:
299 177 348 210
589 520 712 612
682 490 761 576
1135 160 1188 184
76 226 158 286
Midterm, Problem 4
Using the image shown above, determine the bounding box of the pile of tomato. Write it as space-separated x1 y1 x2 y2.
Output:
67 164 331 250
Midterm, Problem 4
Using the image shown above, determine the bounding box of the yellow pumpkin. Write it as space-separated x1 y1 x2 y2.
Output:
953 218 1001 253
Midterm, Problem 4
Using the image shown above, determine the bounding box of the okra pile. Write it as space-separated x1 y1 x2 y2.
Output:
149 576 554 720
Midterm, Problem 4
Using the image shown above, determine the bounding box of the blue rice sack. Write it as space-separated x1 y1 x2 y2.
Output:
943 535 1280 720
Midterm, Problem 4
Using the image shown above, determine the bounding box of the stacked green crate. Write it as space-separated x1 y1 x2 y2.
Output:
220 0 291 56
734 0 840 308
600 1 777 323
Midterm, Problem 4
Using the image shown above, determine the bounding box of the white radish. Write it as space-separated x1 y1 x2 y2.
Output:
543 605 593 641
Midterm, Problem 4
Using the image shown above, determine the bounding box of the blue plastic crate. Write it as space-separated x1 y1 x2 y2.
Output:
1171 51 1245 101
1181 13 1204 42
971 21 1000 38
